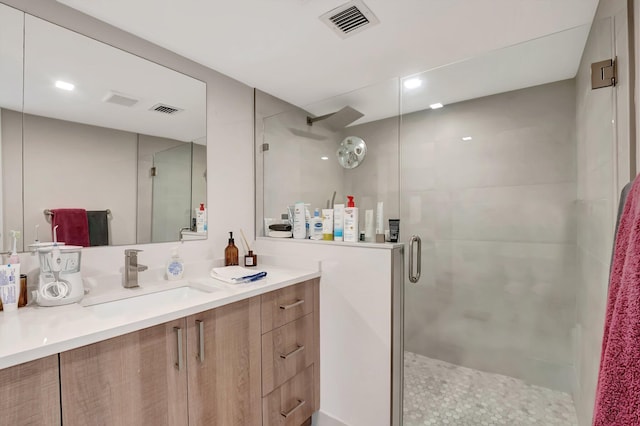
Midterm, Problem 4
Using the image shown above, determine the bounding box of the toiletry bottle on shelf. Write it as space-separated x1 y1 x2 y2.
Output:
322 209 334 241
225 232 239 266
293 202 306 239
311 209 323 240
166 247 184 281
305 204 311 239
376 202 385 243
196 203 206 232
364 209 374 242
344 196 359 242
334 204 345 242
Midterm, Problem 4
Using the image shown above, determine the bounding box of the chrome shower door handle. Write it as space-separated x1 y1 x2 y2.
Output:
408 235 421 283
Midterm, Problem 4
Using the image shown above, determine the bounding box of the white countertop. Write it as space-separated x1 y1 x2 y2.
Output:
0 259 320 369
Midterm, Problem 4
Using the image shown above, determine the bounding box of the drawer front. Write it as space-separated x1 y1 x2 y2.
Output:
263 365 314 426
262 280 315 333
262 314 315 396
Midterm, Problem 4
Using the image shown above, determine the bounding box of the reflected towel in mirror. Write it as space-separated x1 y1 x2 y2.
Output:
51 209 90 247
87 210 109 246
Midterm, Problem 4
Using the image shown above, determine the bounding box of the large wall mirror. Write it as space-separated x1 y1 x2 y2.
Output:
0 4 207 252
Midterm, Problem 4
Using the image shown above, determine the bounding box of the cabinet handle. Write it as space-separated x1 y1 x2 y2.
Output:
280 399 306 418
174 327 183 371
196 320 205 362
279 299 304 310
279 344 305 360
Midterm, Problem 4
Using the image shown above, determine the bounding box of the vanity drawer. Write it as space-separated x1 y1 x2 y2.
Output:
263 365 314 426
262 313 315 396
262 280 315 333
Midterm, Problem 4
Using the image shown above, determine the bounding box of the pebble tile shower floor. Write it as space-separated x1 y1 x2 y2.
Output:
403 352 578 425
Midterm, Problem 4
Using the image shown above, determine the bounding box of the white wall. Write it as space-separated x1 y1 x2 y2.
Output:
2 0 254 283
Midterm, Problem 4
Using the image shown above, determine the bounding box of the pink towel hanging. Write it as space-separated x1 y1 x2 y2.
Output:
50 208 90 247
593 177 640 425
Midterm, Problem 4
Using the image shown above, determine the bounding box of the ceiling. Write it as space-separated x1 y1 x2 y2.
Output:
55 0 600 113
0 3 206 143
23 14 206 142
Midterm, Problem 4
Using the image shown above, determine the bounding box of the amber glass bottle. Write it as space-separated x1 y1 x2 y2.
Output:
225 232 239 266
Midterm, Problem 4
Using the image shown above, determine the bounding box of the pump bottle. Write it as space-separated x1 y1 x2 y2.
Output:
343 196 359 243
225 232 239 266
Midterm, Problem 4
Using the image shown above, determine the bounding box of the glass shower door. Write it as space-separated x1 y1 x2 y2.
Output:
398 24 606 425
151 143 193 243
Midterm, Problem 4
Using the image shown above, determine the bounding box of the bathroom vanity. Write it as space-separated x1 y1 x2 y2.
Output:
0 265 320 426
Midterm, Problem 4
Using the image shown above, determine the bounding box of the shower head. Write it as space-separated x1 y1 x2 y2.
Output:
306 106 364 131
288 128 329 140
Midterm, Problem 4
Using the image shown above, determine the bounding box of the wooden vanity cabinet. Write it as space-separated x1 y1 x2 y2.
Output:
59 297 263 426
186 296 262 426
59 318 189 426
261 279 320 426
0 355 61 425
14 279 319 426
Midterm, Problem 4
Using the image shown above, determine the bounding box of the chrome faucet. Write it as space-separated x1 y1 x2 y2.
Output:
124 249 148 288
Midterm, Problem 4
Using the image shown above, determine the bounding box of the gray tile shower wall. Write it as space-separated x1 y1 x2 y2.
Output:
357 80 578 392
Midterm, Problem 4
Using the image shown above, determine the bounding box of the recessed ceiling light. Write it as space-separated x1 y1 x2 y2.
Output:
321 156 329 160
462 136 473 141
55 80 75 91
430 103 443 109
403 78 422 89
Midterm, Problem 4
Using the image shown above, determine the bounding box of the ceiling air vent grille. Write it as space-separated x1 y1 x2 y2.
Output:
150 103 183 115
320 0 379 39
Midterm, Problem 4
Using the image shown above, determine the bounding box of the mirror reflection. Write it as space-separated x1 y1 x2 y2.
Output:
0 12 207 251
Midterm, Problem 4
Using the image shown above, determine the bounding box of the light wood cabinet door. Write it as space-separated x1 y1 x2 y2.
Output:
186 297 262 426
0 355 61 425
60 318 188 426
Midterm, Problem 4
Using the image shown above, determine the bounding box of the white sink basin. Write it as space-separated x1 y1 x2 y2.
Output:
84 286 210 313
81 278 223 308
84 286 206 310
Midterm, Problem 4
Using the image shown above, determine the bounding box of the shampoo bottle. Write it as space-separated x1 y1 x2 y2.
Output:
344 196 359 243
166 247 184 281
225 232 239 266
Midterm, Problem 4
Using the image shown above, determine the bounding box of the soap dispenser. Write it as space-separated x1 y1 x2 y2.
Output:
225 232 239 266
166 247 184 281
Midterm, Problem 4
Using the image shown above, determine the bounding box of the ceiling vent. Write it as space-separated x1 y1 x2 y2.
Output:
320 0 379 39
103 91 139 107
150 103 183 115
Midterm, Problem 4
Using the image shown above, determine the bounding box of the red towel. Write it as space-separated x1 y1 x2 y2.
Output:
51 209 90 247
594 178 640 425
